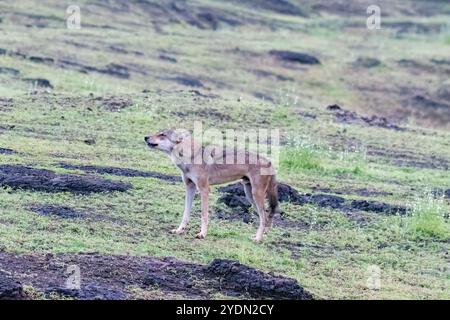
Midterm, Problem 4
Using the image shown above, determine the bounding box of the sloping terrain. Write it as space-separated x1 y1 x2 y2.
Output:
0 0 449 299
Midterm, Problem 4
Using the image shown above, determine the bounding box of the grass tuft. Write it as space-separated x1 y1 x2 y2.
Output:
406 193 450 241
281 146 322 171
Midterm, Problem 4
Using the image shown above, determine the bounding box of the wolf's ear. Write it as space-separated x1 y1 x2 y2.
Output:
175 129 191 143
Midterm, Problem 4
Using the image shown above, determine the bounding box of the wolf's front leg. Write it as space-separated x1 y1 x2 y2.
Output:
171 180 196 234
196 181 209 239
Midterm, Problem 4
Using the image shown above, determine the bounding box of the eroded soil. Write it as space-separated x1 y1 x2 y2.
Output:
218 182 406 223
0 253 312 300
0 164 133 193
59 163 181 182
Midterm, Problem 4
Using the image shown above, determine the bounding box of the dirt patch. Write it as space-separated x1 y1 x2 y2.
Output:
270 240 360 260
188 89 220 99
0 253 312 300
0 67 20 76
431 59 450 67
9 50 131 78
218 182 406 218
29 204 84 219
92 96 133 112
0 271 24 300
407 95 450 111
397 59 449 75
23 78 53 88
384 21 444 35
159 53 177 63
99 63 130 79
171 108 231 121
59 163 181 183
0 164 132 194
252 69 294 81
353 57 381 68
436 84 450 101
234 0 309 16
311 185 392 197
134 0 249 30
203 259 312 299
327 104 405 131
0 147 16 155
253 92 275 103
402 94 450 126
171 75 204 87
59 59 130 79
29 56 54 64
269 50 321 65
5 12 65 28
109 45 144 56
0 98 14 112
367 146 450 170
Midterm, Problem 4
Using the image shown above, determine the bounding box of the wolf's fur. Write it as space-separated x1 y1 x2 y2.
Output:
145 129 280 242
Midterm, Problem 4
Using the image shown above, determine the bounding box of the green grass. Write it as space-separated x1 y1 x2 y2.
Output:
0 0 449 300
281 147 323 171
406 193 450 241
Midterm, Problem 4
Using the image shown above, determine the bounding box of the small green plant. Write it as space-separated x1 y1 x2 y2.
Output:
281 146 322 171
281 135 323 171
406 193 450 241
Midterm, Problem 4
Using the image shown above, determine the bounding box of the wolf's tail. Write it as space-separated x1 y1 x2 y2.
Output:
267 174 280 219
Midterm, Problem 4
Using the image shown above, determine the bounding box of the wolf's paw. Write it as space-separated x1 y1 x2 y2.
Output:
170 228 185 235
195 232 206 239
251 235 263 243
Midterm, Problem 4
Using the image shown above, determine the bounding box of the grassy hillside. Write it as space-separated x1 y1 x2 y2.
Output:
0 0 449 299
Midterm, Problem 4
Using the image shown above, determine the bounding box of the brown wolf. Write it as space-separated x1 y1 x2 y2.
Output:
145 129 280 242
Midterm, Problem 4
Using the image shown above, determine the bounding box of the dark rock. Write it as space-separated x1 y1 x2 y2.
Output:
269 50 320 65
0 48 6 55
